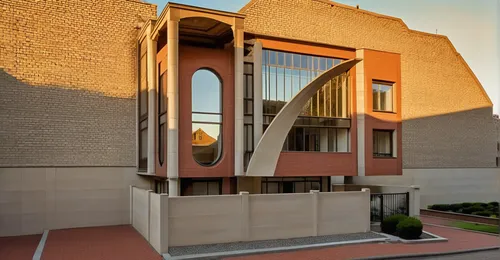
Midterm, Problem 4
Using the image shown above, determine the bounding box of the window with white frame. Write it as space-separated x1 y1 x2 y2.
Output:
372 81 394 112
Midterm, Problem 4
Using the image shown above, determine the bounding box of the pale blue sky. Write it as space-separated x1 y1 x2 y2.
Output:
148 0 500 113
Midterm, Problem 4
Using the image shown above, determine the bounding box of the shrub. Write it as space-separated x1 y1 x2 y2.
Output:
396 217 423 240
449 204 463 213
473 202 488 208
488 201 499 207
381 214 408 234
486 205 498 212
461 202 473 208
472 211 494 217
462 205 485 214
428 204 451 211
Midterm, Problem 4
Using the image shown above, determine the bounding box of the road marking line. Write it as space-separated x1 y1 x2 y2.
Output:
33 230 49 260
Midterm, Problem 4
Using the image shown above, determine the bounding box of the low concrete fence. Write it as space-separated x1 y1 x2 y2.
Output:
131 187 371 255
332 184 421 218
421 209 499 225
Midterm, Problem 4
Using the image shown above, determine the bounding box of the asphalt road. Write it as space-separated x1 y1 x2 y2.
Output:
396 249 500 260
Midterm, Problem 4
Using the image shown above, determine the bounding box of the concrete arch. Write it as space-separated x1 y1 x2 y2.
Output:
246 58 362 177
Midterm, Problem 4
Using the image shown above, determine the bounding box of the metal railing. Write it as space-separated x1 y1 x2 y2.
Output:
370 192 409 222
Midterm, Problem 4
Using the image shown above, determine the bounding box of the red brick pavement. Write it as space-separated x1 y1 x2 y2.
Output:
41 225 162 260
225 225 500 260
0 234 42 260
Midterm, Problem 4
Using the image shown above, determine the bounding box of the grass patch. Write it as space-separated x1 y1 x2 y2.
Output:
451 221 499 234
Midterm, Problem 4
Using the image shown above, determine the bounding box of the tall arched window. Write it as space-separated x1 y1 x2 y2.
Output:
191 69 222 166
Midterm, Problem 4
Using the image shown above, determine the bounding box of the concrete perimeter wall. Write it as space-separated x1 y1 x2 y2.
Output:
131 188 370 255
0 167 149 237
351 168 499 207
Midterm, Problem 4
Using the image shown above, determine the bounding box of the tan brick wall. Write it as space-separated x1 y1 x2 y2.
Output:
241 0 495 168
0 0 156 166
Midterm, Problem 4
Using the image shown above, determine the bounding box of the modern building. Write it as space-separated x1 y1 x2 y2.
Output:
0 0 497 236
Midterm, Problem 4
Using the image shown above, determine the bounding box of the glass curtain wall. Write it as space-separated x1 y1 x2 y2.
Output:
262 49 351 152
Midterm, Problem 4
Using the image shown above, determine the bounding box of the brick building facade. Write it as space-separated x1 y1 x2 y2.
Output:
0 0 497 236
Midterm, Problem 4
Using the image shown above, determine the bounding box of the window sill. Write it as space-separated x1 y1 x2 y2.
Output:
372 110 397 114
281 151 352 154
373 156 397 159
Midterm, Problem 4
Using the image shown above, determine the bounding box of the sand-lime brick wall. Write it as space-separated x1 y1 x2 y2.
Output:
241 0 496 168
0 0 156 166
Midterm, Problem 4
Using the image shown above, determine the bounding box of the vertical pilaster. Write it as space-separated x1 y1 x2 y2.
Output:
233 26 244 176
361 188 371 232
355 49 366 176
310 190 319 236
240 191 250 241
253 41 263 148
147 30 157 175
409 185 421 218
167 15 180 196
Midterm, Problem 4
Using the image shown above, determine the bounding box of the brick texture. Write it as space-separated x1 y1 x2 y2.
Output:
241 0 496 168
0 0 156 166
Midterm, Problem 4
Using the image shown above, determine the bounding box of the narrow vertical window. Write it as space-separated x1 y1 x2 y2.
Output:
243 63 254 170
138 40 148 171
158 64 167 166
192 69 222 166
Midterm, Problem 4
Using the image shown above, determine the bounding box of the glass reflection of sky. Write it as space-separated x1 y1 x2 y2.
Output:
192 69 222 138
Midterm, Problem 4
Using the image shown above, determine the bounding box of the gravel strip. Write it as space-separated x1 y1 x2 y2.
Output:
168 232 385 256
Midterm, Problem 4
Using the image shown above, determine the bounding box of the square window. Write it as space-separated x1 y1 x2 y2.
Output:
372 81 394 112
373 130 393 157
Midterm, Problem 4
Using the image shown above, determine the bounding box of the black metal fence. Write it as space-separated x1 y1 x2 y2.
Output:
370 192 409 222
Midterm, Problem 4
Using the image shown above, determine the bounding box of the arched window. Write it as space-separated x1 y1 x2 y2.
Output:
191 69 222 166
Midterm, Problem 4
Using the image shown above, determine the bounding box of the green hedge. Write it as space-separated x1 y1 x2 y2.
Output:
428 202 499 218
396 217 423 239
381 214 408 234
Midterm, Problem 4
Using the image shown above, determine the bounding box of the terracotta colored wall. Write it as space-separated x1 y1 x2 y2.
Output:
275 152 356 176
362 49 402 176
155 43 168 177
178 45 234 177
261 38 358 177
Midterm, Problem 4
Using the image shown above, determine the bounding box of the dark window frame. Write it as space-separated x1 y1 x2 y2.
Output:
261 177 323 193
191 68 223 167
158 65 167 166
244 62 254 170
373 129 394 158
181 178 223 196
138 40 148 172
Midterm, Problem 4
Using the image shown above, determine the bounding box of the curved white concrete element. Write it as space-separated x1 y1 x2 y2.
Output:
246 58 362 177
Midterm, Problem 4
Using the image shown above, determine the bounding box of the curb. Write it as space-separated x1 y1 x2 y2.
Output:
374 230 448 244
424 223 499 237
164 237 389 260
354 246 500 260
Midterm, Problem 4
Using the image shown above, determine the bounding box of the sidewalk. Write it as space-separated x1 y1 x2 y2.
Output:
224 223 500 260
1 217 498 260
41 225 161 260
0 234 41 260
